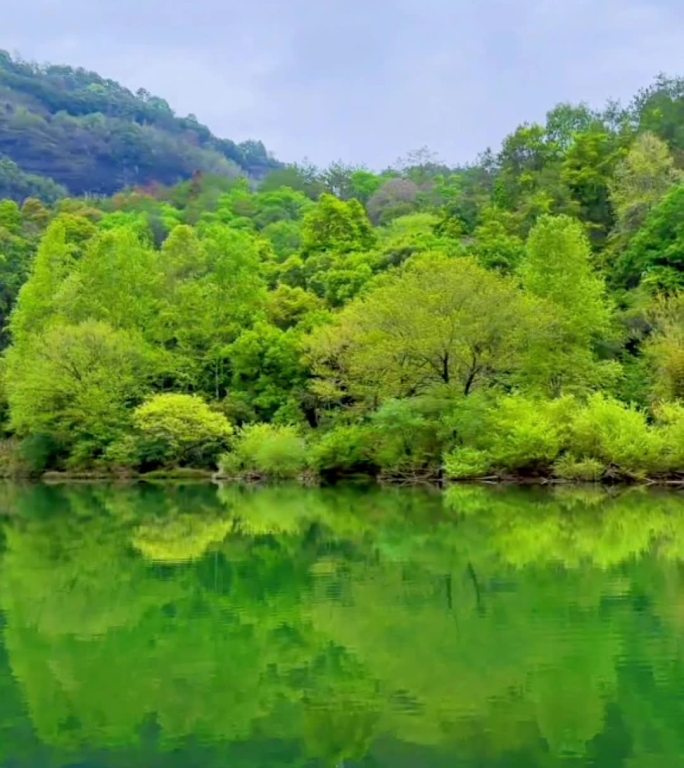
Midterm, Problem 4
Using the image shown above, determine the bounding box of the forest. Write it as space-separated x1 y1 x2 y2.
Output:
0 51 279 196
0 71 683 482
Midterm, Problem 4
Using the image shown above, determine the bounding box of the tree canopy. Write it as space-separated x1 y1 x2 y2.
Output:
0 69 682 481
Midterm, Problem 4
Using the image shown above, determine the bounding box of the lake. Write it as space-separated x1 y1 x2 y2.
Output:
1 482 684 766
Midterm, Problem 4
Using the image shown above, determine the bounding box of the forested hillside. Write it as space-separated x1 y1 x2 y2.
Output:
0 51 279 198
0 75 683 481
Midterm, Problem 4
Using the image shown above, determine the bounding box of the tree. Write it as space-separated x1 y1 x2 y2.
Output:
158 224 267 397
9 219 78 342
545 103 596 150
302 194 376 254
610 132 681 236
4 320 152 465
496 123 559 206
132 393 233 467
631 75 684 151
266 284 324 329
616 184 684 290
308 254 533 405
644 292 684 401
260 163 324 198
349 170 383 203
520 215 616 394
434 165 496 236
367 178 419 224
262 219 303 260
0 201 21 233
471 206 525 272
63 226 162 331
304 249 375 307
227 322 307 422
320 162 364 199
561 129 622 244
20 196 51 235
251 186 313 229
0 156 66 203
377 212 461 270
0 226 33 347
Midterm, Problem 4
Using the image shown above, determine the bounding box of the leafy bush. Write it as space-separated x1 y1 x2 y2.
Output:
216 451 243 478
219 423 308 480
133 393 233 468
0 438 31 477
553 455 606 482
569 394 663 479
103 435 142 471
18 433 60 473
368 396 458 478
444 392 495 448
653 403 684 475
445 394 574 478
443 448 492 479
443 392 676 482
486 395 574 473
309 424 376 477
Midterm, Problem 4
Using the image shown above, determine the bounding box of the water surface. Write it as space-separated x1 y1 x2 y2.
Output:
1 482 684 766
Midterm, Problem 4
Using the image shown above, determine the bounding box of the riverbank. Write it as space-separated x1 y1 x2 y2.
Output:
6 468 681 488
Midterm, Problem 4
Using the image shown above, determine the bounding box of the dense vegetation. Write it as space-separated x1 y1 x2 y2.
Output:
0 51 279 197
0 73 683 482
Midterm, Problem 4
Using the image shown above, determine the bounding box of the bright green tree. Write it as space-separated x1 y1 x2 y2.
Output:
227 321 307 422
561 129 622 244
4 320 153 466
520 215 616 394
63 226 162 331
309 254 533 405
471 206 525 272
158 224 267 397
9 219 77 341
302 194 376 254
132 393 233 467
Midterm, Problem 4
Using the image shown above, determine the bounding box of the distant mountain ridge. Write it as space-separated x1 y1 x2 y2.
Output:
0 51 280 199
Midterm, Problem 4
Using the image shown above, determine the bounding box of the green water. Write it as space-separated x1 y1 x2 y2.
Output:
1 483 684 766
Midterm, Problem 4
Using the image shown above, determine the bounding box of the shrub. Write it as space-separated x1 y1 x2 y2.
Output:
216 450 243 478
18 433 60 473
220 423 308 480
443 448 492 479
133 393 233 468
368 396 458 478
103 434 142 470
486 395 574 474
445 394 574 477
569 394 663 479
309 424 376 477
0 438 31 477
553 454 606 482
653 403 684 475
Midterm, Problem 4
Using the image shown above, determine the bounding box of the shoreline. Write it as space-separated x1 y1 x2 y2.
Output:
0 469 680 488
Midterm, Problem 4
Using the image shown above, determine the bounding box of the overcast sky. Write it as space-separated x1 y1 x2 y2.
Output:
4 0 684 168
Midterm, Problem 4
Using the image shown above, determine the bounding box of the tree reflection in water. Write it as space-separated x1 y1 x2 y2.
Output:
0 482 683 767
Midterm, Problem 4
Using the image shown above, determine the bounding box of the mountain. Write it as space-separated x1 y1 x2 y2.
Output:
0 51 280 199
